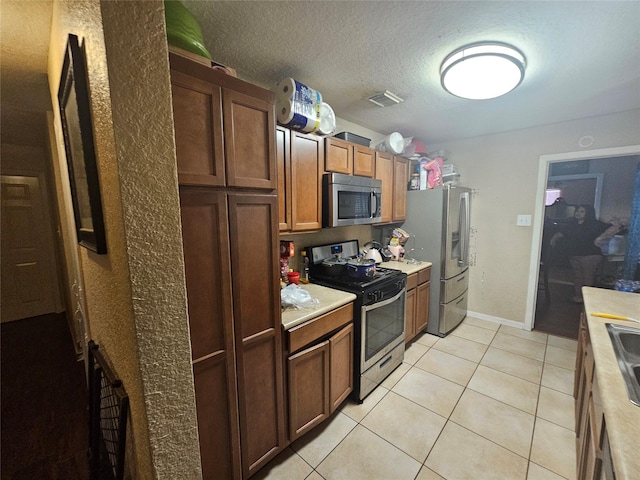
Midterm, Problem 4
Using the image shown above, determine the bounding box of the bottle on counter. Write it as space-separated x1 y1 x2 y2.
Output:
300 250 310 283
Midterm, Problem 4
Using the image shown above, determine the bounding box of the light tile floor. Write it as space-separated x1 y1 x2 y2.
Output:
254 317 578 480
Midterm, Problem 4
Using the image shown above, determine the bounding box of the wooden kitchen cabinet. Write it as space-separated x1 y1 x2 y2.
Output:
276 126 291 231
289 130 324 231
287 340 330 441
170 54 276 190
325 137 352 174
329 322 355 411
325 137 375 177
375 152 393 223
574 312 604 480
286 304 354 441
375 152 408 223
392 155 409 222
405 267 431 343
171 52 285 480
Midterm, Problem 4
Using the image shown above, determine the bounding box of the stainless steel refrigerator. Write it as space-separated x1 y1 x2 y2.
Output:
403 185 471 336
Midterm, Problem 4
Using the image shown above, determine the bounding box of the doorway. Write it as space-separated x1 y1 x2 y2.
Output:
1 174 61 322
525 145 640 337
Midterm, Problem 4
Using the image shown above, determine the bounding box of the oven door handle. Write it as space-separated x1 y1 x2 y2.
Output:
361 287 406 313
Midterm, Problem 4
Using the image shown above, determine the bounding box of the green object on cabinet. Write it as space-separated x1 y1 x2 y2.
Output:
164 0 212 59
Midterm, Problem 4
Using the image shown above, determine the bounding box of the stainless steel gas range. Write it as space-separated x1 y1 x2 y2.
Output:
307 240 406 402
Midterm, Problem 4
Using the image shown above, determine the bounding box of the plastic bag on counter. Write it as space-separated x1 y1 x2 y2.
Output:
281 284 320 310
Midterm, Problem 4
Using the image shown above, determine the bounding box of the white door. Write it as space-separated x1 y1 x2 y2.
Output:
1 175 60 321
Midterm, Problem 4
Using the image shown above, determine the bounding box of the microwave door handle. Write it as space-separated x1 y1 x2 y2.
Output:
370 191 377 218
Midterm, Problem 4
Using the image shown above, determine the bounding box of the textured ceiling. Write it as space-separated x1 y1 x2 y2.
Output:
1 0 53 145
183 0 640 144
2 1 639 147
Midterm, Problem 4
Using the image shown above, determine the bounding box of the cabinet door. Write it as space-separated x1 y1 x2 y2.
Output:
228 193 285 477
375 152 394 223
393 156 409 221
288 341 331 441
353 145 375 177
330 323 354 412
171 71 225 186
325 137 353 174
405 287 417 343
416 281 430 333
223 89 277 190
276 126 291 231
290 131 324 231
179 189 241 480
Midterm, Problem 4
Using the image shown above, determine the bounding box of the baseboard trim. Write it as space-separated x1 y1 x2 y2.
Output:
467 311 529 331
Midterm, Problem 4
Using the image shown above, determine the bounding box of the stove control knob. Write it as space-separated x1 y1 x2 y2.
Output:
368 291 379 302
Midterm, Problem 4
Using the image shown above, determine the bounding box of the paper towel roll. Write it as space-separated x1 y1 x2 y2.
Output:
277 98 320 133
274 78 323 133
275 78 322 105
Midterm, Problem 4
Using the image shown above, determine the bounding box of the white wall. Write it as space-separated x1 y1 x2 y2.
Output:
426 109 640 326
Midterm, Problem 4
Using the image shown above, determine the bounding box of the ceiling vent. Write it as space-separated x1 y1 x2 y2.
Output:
368 90 403 107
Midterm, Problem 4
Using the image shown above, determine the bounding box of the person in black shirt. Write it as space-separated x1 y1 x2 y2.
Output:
550 204 620 303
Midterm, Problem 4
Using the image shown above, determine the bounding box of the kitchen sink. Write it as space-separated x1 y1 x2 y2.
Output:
606 323 640 406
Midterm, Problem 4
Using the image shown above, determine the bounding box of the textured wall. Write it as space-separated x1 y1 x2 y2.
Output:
100 0 200 477
48 0 200 477
425 109 640 325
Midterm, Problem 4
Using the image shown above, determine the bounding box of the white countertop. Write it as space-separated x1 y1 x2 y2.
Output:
280 262 432 331
383 260 432 275
281 283 356 331
582 287 640 480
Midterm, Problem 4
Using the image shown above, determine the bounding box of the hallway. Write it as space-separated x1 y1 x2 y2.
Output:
1 313 89 479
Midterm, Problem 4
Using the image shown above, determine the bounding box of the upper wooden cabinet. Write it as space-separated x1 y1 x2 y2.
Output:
276 126 291 231
223 90 277 189
392 156 409 222
325 137 352 174
325 137 375 177
170 53 276 190
375 152 394 223
288 131 324 231
277 128 324 232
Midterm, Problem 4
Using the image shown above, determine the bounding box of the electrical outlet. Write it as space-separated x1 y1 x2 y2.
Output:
516 214 532 227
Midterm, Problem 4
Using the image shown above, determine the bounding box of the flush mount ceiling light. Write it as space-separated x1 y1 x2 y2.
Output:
440 42 526 100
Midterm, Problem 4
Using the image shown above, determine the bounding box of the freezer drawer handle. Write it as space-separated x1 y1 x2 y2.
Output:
456 275 466 283
456 296 465 305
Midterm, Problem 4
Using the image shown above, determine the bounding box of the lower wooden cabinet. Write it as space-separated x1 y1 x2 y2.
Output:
288 341 330 440
286 305 354 442
329 323 355 411
180 189 285 479
574 312 606 480
405 267 431 343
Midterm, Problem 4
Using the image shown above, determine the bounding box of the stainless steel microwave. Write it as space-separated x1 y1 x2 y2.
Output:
323 173 382 227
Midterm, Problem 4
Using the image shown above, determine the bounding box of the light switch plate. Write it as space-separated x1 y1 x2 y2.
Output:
517 214 532 227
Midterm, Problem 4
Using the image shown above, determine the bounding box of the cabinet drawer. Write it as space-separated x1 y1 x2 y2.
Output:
418 266 431 284
406 273 418 290
288 303 353 354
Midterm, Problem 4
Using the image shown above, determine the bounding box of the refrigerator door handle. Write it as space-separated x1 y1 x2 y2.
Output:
458 191 470 267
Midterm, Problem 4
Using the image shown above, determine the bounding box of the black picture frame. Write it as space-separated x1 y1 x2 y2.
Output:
58 34 107 254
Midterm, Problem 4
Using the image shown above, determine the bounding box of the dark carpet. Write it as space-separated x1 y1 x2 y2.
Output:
1 313 90 479
534 281 582 339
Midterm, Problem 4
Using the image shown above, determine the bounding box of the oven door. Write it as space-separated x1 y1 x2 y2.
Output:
360 288 406 372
